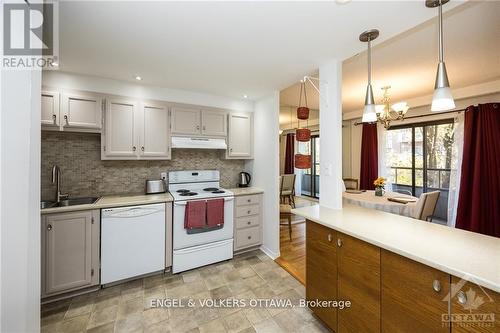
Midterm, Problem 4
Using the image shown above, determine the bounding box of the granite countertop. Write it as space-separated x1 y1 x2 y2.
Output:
292 204 500 293
41 193 174 214
227 187 264 196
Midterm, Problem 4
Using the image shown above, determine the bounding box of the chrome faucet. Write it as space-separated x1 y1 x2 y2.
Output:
51 165 69 203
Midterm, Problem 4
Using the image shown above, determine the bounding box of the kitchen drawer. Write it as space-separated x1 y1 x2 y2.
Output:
235 215 260 230
236 195 260 206
235 204 260 218
235 226 261 249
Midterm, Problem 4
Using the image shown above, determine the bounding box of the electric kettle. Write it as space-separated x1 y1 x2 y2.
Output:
238 172 251 188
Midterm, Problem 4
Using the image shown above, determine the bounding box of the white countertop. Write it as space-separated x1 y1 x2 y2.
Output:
292 204 500 293
41 193 174 214
227 187 264 196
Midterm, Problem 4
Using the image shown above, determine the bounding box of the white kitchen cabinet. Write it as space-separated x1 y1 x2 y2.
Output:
227 112 253 159
233 194 262 252
102 98 138 158
138 103 170 159
41 210 100 297
41 90 60 127
171 107 201 135
61 92 103 130
201 110 227 136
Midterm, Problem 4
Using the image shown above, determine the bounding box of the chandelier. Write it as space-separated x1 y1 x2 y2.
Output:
375 86 409 129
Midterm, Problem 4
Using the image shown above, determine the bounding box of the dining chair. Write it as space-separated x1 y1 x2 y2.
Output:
280 174 296 208
413 191 440 222
280 204 293 240
343 178 359 190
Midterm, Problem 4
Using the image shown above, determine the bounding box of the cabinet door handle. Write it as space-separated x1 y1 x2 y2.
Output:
247 221 251 225
247 210 251 214
47 224 52 231
133 146 136 151
52 114 57 124
337 238 342 247
141 146 144 151
202 125 206 131
196 125 200 130
247 236 252 240
327 234 332 242
247 199 251 203
432 280 441 293
457 291 467 305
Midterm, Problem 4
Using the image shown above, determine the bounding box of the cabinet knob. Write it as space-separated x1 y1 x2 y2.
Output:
52 114 57 124
196 125 200 130
202 126 206 130
457 291 467 305
247 210 251 214
247 199 251 203
432 280 441 293
141 146 144 151
47 224 52 231
337 238 342 247
133 146 136 151
247 221 251 225
247 236 252 240
64 114 68 123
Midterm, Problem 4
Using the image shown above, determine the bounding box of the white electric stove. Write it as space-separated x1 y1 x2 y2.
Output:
168 170 234 273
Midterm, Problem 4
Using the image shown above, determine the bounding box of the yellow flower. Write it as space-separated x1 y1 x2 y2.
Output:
373 177 386 187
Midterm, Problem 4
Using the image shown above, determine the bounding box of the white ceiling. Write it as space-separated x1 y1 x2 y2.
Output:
280 1 500 116
57 1 464 101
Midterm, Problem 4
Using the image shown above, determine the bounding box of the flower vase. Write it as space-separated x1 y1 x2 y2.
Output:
375 187 384 197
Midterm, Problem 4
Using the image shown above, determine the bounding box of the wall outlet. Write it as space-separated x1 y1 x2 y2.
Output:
160 172 167 181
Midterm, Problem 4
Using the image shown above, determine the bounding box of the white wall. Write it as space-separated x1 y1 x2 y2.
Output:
1 68 42 331
43 71 254 112
245 92 280 259
319 60 343 209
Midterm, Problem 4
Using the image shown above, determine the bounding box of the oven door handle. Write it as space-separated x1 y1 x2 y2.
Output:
174 197 234 206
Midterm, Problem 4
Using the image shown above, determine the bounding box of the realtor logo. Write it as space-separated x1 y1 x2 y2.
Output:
2 1 59 68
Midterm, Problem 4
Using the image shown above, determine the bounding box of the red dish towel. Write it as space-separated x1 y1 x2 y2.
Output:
184 200 206 230
206 199 224 227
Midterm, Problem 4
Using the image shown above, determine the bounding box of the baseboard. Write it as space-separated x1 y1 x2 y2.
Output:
260 244 280 260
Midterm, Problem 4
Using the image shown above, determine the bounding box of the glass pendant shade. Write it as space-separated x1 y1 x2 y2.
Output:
431 86 455 112
362 104 377 123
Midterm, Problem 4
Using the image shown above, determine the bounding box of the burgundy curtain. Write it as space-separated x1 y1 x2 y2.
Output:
284 133 295 174
359 123 378 190
455 103 500 238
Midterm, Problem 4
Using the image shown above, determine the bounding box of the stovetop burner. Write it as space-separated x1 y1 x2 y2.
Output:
203 187 219 192
179 192 198 196
177 189 190 193
212 190 225 194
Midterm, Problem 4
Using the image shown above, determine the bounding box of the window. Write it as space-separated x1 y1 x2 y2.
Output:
299 135 319 198
385 119 454 222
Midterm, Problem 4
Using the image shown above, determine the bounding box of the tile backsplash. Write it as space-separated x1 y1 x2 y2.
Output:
41 132 245 200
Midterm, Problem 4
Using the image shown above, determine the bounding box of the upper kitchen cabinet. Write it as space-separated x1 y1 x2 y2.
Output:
226 112 253 159
41 90 60 128
41 88 103 133
102 99 171 160
171 107 201 135
138 102 171 159
171 107 227 137
102 98 138 159
201 110 227 136
61 92 103 131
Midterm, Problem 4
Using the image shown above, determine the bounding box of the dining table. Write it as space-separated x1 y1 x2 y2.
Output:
342 190 418 218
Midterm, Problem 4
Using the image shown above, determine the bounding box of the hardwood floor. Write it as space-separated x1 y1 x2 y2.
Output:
275 196 316 285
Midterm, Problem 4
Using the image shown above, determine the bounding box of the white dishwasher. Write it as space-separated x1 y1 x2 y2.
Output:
101 203 165 285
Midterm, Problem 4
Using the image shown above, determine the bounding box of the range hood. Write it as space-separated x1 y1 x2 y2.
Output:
171 136 227 150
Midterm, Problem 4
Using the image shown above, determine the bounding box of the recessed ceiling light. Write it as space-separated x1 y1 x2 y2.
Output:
243 95 248 99
135 75 142 81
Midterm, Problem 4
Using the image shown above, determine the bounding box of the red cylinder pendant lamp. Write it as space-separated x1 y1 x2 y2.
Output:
295 154 312 169
296 128 311 142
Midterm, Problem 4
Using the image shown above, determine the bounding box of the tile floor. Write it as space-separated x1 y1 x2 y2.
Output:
41 250 329 333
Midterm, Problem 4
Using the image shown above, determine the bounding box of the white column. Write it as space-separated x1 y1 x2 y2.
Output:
319 60 343 209
245 91 280 259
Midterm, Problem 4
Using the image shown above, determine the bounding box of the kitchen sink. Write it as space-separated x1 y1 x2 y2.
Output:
41 197 99 209
40 201 56 209
56 197 99 207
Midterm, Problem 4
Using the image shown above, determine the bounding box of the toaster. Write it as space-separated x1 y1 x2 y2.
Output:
145 179 167 194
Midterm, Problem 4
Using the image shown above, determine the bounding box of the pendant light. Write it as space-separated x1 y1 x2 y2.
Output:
427 0 455 112
360 29 379 123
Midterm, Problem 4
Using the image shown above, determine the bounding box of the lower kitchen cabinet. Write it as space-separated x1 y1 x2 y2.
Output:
41 210 100 297
233 194 262 251
337 232 381 333
306 221 338 330
450 276 500 333
381 250 450 333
